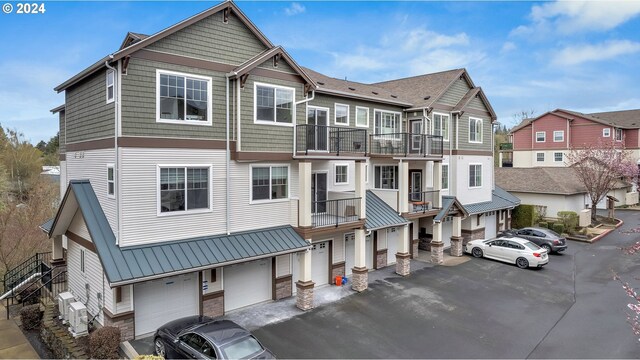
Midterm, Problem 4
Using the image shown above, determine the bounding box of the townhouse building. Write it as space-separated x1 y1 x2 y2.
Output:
41 0 518 341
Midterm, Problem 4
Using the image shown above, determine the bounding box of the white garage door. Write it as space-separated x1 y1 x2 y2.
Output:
311 241 329 285
442 218 453 249
134 273 199 337
224 259 272 312
485 213 497 239
387 228 398 265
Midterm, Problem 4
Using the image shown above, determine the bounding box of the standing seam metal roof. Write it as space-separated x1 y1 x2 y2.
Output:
365 190 410 230
463 186 521 215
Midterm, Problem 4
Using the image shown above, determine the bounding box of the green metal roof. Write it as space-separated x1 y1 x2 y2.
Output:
463 186 521 215
39 218 54 233
365 190 409 230
48 180 311 286
434 196 469 222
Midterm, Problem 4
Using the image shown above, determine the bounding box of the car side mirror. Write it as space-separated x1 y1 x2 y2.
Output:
174 338 180 344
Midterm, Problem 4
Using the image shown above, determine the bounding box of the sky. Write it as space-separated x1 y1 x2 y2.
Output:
1 0 640 144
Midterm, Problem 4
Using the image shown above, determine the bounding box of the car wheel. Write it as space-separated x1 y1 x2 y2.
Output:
516 257 529 269
154 338 166 358
541 244 552 253
472 247 483 258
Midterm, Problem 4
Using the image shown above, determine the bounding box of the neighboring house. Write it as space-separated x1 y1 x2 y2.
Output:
39 0 517 341
41 166 61 183
503 108 640 168
495 167 632 216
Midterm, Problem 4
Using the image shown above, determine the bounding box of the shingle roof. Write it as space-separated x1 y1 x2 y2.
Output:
495 167 629 195
47 180 310 286
462 186 521 215
365 190 409 230
511 108 640 133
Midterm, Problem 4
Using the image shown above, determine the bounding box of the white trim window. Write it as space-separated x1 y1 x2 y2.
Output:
536 152 545 162
255 83 295 125
374 165 398 189
553 130 564 142
469 117 482 143
469 164 482 188
107 164 115 198
603 128 611 137
355 106 369 128
158 166 211 214
554 152 563 162
335 164 348 185
615 128 623 141
535 131 546 142
374 110 401 137
106 70 115 104
334 104 349 126
157 70 212 125
251 165 289 202
433 113 449 141
442 164 449 190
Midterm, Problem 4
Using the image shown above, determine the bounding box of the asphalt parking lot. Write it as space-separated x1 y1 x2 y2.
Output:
254 210 640 359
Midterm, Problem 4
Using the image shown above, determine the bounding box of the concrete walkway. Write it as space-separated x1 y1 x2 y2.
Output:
0 304 39 359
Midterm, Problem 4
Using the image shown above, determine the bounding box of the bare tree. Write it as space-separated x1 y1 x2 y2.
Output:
565 138 638 223
512 109 536 124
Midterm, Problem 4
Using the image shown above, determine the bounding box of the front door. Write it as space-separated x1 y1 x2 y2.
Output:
409 170 422 202
307 107 329 151
311 172 327 213
410 120 423 152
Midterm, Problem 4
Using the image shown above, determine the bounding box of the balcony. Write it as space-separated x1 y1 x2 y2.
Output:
296 125 367 156
408 190 442 214
369 133 443 157
499 143 513 151
311 196 362 227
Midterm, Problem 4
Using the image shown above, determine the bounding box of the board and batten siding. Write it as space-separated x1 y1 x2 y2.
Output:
119 148 227 247
65 70 115 143
146 12 268 65
437 77 472 107
66 148 116 234
120 57 228 140
457 113 492 151
67 239 105 325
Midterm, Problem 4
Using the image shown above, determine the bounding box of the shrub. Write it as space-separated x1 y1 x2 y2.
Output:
89 326 121 359
546 221 555 230
557 211 579 233
538 221 548 229
20 304 42 330
553 223 565 234
512 205 536 229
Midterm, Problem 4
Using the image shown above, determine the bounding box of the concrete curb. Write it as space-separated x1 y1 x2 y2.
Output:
571 218 624 243
121 340 139 359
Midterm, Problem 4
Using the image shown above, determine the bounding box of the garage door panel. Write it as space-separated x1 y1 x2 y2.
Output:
387 228 398 265
312 241 329 286
225 259 271 311
485 214 497 239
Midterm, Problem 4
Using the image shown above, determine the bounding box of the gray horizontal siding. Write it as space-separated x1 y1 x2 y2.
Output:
437 78 470 107
59 112 66 154
257 57 296 74
146 12 267 66
468 96 491 116
65 70 115 143
457 114 492 151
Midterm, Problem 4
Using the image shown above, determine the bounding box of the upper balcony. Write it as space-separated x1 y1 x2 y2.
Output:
369 133 443 158
296 125 367 157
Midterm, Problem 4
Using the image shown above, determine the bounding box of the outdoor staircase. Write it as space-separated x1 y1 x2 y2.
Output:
2 252 52 292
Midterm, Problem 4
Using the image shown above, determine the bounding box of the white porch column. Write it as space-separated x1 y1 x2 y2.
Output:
298 161 312 228
433 161 442 209
352 228 368 292
296 244 314 310
395 225 411 276
431 221 444 264
498 152 503 168
355 160 366 219
52 235 64 261
398 161 409 213
450 216 464 257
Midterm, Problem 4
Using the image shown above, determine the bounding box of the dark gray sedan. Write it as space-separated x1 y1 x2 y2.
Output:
499 227 568 253
154 316 275 359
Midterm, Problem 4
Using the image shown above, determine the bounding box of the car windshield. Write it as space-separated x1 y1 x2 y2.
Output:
220 336 263 359
524 241 541 250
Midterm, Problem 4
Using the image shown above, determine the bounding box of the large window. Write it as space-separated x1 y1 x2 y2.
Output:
335 164 348 184
536 131 545 142
469 164 482 188
335 104 349 125
374 165 398 189
442 164 449 190
537 153 544 162
107 164 115 198
469 117 482 143
433 113 449 141
159 167 210 214
374 110 401 136
255 83 294 125
615 128 623 141
251 165 289 201
553 130 564 142
106 70 115 104
356 107 369 127
157 70 211 124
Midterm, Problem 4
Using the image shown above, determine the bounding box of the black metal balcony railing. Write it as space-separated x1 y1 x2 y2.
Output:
369 133 443 157
408 190 442 214
312 197 361 227
499 143 513 150
297 125 367 155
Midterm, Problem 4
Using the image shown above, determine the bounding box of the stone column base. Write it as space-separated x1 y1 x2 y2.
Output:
295 281 315 311
103 310 134 342
431 241 444 265
395 253 411 276
351 267 368 292
411 239 419 259
450 236 464 257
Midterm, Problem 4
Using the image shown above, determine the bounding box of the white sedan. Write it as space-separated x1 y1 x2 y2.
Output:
465 236 549 269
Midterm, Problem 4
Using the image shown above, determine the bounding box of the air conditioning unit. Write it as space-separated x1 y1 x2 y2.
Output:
67 301 88 337
57 292 75 323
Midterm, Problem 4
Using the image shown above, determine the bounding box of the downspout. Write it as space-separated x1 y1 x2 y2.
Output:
237 79 241 152
105 57 120 245
226 74 231 235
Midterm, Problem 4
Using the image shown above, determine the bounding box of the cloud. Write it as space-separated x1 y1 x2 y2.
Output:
512 1 640 36
500 41 517 53
284 2 305 16
551 40 640 66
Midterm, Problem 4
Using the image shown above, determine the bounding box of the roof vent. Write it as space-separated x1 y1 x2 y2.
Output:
348 87 356 91
372 91 379 95
317 81 325 85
